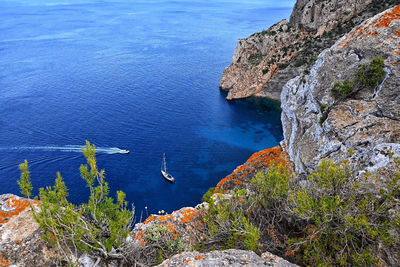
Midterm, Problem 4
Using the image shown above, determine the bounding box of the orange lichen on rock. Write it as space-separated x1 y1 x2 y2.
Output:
374 4 400 28
338 4 400 48
215 146 290 192
136 230 144 240
0 197 31 224
143 215 154 224
180 209 198 224
395 29 400 37
195 255 206 260
167 223 176 233
133 230 146 246
157 214 173 222
0 255 9 267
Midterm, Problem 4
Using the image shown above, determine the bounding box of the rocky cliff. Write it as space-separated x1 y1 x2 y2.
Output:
281 4 400 176
2 2 400 266
220 0 399 101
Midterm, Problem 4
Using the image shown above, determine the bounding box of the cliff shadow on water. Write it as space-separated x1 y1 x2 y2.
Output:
219 90 283 144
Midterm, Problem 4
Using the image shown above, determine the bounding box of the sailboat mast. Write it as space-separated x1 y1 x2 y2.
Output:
162 153 167 172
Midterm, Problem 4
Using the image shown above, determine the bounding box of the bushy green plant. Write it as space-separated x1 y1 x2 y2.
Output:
17 141 134 265
201 187 215 204
201 190 260 251
331 57 386 100
356 57 386 89
198 160 399 265
262 68 270 75
331 79 355 97
248 53 263 66
250 164 290 207
289 160 399 266
18 160 33 198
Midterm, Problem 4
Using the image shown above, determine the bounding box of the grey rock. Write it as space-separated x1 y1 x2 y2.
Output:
281 5 400 176
157 249 298 267
220 0 398 102
290 0 372 34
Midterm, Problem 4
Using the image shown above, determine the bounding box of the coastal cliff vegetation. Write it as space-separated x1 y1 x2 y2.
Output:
5 1 400 266
199 160 400 266
17 142 400 266
18 141 134 265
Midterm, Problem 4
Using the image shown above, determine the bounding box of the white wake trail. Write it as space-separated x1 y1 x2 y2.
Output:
2 146 130 155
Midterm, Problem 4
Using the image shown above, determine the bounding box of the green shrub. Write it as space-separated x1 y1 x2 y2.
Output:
319 114 328 125
331 79 355 97
18 141 134 264
356 57 386 89
198 160 399 266
320 104 329 125
289 160 399 266
201 190 260 251
261 30 276 36
262 68 269 75
250 164 290 207
320 104 328 113
248 54 263 66
201 187 215 203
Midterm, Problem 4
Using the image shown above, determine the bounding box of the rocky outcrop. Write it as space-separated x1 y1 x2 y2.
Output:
281 4 400 177
0 194 59 266
214 144 293 193
128 144 294 266
220 19 301 101
157 249 297 267
290 0 372 35
131 205 204 250
220 0 398 101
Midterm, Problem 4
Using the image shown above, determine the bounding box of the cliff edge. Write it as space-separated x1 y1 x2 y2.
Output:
220 0 399 101
282 4 400 176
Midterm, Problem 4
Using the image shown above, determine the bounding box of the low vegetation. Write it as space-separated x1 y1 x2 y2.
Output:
331 79 355 97
331 57 386 98
16 141 400 266
356 57 387 89
199 160 400 266
18 141 134 265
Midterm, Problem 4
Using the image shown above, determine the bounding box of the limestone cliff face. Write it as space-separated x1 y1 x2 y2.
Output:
281 5 400 177
220 0 398 101
290 0 372 34
220 19 301 101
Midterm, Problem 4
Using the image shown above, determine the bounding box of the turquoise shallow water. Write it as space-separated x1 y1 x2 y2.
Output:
0 0 294 214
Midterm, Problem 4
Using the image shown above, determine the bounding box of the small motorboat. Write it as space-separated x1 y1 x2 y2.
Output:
120 149 130 154
161 153 175 183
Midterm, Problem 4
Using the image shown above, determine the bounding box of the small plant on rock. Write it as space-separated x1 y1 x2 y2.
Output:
331 79 355 97
18 141 134 265
356 57 386 90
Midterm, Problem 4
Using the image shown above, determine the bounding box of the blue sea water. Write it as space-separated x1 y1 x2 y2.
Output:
0 0 294 214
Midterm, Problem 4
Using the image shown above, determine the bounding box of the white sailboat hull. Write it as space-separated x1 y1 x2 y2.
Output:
161 170 175 182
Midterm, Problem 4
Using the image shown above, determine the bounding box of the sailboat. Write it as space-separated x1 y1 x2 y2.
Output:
161 153 175 183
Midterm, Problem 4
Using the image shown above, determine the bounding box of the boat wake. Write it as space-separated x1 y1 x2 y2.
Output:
0 145 130 155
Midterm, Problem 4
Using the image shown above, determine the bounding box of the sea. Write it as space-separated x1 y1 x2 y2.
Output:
0 0 294 215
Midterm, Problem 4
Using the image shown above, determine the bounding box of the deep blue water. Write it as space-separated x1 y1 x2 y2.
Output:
0 0 294 214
